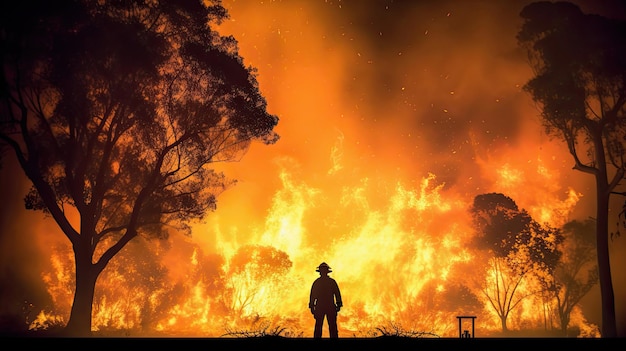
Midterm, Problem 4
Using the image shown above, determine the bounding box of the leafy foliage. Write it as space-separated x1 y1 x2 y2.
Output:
470 193 562 272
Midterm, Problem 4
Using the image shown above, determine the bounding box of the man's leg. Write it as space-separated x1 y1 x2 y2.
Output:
313 314 324 338
327 311 338 338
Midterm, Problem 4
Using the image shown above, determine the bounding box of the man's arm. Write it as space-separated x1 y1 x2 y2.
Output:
309 282 316 313
334 281 343 310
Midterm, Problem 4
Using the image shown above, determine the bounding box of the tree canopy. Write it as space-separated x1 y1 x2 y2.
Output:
470 192 562 269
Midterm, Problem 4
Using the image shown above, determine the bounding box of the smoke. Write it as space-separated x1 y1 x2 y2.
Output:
209 0 582 239
212 0 581 204
0 157 56 329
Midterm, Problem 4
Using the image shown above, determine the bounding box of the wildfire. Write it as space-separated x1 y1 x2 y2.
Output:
30 153 593 336
9 0 610 338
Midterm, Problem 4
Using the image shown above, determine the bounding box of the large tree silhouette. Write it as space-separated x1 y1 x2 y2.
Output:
470 193 562 332
517 1 626 337
0 0 279 336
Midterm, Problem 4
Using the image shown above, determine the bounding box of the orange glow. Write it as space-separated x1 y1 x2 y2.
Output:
6 0 626 339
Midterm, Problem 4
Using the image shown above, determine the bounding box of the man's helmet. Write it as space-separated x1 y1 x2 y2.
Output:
316 262 332 272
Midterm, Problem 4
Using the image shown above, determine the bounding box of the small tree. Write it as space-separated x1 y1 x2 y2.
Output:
225 245 292 319
546 219 598 335
517 1 626 336
470 193 562 332
0 0 278 336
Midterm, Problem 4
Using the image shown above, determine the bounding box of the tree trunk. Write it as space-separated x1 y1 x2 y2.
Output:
559 312 569 336
63 241 98 337
500 316 508 333
596 179 617 337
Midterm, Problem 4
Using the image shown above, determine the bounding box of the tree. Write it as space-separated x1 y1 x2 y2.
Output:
517 1 626 337
470 193 562 332
545 219 598 335
224 245 292 319
0 0 279 336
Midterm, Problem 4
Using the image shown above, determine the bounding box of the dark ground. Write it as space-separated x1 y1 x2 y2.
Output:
2 334 623 351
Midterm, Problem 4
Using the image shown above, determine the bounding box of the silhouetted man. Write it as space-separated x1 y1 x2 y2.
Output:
309 262 343 338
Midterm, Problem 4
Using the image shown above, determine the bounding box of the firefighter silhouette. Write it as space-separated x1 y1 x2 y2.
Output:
309 262 343 338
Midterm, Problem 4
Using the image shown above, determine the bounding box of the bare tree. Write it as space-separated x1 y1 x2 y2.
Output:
480 256 533 332
546 219 598 335
224 245 292 319
517 1 626 337
0 0 278 336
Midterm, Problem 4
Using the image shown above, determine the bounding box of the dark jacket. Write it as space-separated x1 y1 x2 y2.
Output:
309 275 342 312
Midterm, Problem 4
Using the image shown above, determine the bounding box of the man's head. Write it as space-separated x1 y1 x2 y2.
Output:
316 262 332 274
